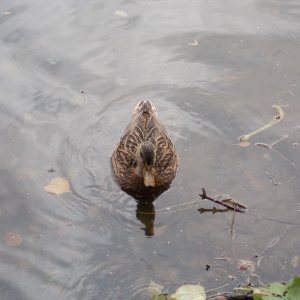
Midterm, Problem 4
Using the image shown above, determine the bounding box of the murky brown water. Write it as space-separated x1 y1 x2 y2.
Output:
0 0 300 299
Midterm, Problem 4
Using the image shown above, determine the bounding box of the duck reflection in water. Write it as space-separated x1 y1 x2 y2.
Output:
135 196 156 237
111 100 178 236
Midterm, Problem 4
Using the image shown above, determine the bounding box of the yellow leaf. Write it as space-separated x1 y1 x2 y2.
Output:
2 12 11 15
68 95 86 106
44 177 71 194
114 10 128 18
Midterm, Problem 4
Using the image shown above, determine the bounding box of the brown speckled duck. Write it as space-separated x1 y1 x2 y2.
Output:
111 100 178 198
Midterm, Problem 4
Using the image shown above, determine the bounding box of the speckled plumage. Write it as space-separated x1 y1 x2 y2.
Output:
111 100 178 198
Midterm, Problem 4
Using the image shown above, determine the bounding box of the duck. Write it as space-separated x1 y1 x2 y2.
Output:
111 100 178 198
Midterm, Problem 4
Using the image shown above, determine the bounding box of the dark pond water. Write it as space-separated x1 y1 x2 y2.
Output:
1 0 300 299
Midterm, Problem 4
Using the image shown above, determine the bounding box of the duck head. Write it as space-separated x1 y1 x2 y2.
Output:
136 141 156 187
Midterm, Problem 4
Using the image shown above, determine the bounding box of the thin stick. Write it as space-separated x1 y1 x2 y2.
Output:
200 188 299 226
240 105 283 142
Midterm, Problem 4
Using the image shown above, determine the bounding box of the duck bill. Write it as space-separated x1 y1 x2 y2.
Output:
143 163 155 187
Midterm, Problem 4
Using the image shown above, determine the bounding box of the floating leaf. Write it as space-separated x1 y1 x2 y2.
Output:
68 95 86 106
238 277 300 300
286 276 300 300
259 282 286 296
253 296 278 300
188 40 198 46
114 10 128 18
284 277 295 291
3 231 22 247
253 287 278 298
148 280 164 296
44 177 71 194
244 170 263 191
159 294 165 300
45 57 61 65
237 141 250 147
169 285 206 300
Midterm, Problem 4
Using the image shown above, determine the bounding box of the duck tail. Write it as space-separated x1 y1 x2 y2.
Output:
132 100 158 117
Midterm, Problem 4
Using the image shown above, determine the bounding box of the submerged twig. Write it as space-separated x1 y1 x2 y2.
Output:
240 105 284 142
230 208 236 239
156 200 201 215
198 207 228 214
257 224 300 267
271 125 300 146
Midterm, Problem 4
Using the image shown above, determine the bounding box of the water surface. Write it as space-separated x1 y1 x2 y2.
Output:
1 0 300 299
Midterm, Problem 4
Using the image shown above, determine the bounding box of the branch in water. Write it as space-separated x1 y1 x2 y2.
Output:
199 188 247 213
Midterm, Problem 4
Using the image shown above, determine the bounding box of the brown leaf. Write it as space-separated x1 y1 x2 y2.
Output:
244 170 263 191
237 141 250 147
44 177 71 194
3 231 22 247
188 40 198 46
224 75 238 82
237 259 255 272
